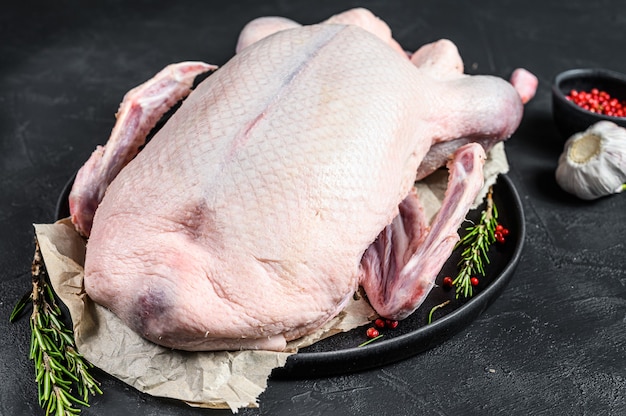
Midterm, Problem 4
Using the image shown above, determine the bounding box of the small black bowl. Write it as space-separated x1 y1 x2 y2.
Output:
552 68 626 139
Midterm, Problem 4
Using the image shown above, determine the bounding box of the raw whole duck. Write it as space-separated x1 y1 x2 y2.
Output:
70 8 534 351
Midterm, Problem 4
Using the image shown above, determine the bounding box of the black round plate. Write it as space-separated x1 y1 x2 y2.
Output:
56 174 524 379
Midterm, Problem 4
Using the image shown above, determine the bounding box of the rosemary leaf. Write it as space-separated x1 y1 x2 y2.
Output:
358 334 384 347
9 290 32 322
428 300 451 324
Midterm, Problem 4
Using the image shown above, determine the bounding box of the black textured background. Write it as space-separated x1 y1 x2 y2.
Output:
2 1 626 415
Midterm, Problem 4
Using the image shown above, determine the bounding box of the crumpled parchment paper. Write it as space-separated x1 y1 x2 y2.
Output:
34 143 508 412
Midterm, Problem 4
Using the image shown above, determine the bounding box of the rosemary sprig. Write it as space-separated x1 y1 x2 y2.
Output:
452 187 499 299
10 240 102 415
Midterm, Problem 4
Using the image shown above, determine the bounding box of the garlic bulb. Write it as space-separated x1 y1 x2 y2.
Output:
555 121 626 200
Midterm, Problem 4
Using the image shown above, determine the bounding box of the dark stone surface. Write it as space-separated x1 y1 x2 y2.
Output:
2 1 626 415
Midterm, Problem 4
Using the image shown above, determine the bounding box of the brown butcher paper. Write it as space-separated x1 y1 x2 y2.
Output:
34 143 508 412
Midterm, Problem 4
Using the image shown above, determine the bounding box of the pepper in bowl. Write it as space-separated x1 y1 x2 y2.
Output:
552 68 626 139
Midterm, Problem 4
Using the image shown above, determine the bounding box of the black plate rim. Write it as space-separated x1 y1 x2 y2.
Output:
55 173 524 379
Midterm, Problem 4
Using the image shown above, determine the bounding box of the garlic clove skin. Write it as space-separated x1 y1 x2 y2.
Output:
555 121 626 200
